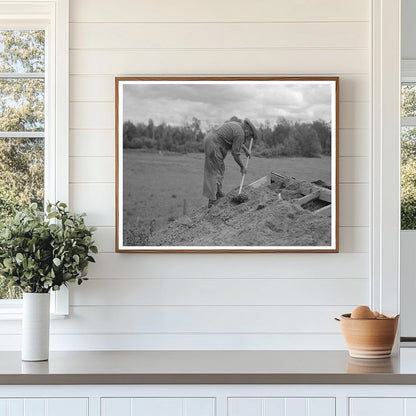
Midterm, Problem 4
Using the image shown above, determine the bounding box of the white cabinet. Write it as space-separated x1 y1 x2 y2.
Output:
228 398 335 416
101 397 215 416
3 385 416 416
350 398 416 416
0 398 88 416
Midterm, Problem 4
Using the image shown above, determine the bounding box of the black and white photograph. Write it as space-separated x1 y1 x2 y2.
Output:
116 77 339 252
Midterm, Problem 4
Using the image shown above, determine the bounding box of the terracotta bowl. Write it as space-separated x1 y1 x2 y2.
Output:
337 313 399 359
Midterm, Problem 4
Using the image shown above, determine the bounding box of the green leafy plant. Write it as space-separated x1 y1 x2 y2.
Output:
0 202 97 293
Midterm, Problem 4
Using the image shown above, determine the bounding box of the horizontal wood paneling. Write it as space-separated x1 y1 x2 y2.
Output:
0 333 347 350
0 306 356 335
69 183 114 226
69 75 369 103
339 102 369 129
70 49 368 76
70 103 113 129
339 129 369 157
339 227 369 252
51 306 356 334
70 76 114 102
339 183 369 227
69 0 369 23
91 227 115 253
339 156 368 183
91 226 369 254
70 157 114 183
70 22 368 49
86 252 369 279
3 0 370 352
69 130 115 157
70 278 367 306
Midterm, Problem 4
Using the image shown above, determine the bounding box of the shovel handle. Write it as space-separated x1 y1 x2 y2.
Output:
238 138 254 195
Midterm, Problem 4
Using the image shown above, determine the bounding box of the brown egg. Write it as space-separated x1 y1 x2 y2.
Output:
351 305 376 319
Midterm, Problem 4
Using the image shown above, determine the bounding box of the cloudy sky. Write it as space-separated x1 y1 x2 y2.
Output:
122 81 333 130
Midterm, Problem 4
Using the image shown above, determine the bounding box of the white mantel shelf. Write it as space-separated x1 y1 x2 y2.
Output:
1 350 416 385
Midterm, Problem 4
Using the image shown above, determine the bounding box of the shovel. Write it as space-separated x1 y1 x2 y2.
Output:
232 137 253 204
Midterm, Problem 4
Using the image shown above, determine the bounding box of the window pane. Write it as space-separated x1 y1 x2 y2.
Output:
0 137 43 300
0 78 44 132
401 127 416 163
0 29 45 301
0 137 44 217
402 84 416 117
401 126 416 230
0 30 45 73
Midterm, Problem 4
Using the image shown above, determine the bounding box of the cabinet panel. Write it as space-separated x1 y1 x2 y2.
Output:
228 398 335 416
309 398 335 416
264 399 285 416
228 398 262 416
23 400 44 416
6 400 23 416
286 399 306 416
350 398 405 416
0 400 6 416
47 399 88 416
405 398 416 415
0 399 87 416
102 398 215 416
101 398 131 416
132 398 182 416
185 398 215 416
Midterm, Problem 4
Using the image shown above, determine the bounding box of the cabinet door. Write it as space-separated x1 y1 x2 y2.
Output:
0 398 88 416
101 398 215 416
228 398 335 416
350 398 404 416
350 398 416 416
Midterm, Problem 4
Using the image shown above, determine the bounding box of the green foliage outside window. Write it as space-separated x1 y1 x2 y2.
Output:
0 30 45 298
402 83 416 230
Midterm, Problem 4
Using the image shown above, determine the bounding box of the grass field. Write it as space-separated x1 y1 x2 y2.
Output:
123 150 331 243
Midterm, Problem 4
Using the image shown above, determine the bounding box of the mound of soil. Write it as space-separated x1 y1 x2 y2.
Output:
148 183 331 247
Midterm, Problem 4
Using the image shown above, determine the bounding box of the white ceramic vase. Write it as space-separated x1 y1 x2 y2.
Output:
22 292 50 361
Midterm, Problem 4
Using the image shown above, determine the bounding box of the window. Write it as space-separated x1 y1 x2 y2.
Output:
0 29 45 299
0 0 69 314
401 63 416 230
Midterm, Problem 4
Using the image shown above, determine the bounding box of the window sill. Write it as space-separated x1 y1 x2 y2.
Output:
0 312 68 321
0 287 69 318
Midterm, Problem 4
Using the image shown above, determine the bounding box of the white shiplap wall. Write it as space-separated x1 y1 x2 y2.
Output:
47 0 371 350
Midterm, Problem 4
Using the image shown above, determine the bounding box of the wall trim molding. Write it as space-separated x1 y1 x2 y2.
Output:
371 0 401 315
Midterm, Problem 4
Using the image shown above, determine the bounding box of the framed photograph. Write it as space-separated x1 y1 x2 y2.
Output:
115 77 339 253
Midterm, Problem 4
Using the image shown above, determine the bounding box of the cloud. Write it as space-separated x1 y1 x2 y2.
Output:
122 81 333 130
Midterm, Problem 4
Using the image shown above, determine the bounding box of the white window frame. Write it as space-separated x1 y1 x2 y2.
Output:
371 0 401 323
0 0 69 317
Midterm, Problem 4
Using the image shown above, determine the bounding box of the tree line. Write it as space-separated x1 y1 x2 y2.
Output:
123 116 331 158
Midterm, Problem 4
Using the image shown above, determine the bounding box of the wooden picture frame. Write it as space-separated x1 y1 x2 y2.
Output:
115 76 339 253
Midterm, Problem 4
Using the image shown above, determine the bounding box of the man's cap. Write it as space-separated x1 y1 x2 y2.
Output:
243 118 259 141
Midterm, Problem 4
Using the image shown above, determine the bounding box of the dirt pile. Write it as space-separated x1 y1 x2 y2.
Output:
148 181 331 247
